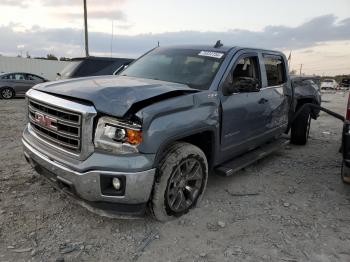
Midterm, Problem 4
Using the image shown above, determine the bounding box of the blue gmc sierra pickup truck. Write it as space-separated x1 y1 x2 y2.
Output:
22 42 320 221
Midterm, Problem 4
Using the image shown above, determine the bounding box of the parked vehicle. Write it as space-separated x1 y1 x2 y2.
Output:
341 93 350 184
340 78 350 89
0 72 48 99
321 79 338 90
56 56 134 80
22 44 320 221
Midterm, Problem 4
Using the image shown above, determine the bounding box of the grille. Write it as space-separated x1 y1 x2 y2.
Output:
28 99 82 152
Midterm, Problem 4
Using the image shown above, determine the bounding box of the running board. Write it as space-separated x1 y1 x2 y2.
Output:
215 138 289 176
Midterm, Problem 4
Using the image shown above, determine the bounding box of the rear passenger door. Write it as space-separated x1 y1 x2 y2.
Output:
260 54 289 138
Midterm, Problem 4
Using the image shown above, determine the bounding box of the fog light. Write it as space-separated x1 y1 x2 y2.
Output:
112 177 121 190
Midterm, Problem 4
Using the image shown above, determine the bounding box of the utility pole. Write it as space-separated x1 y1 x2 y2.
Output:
83 0 89 57
111 20 114 57
299 64 303 76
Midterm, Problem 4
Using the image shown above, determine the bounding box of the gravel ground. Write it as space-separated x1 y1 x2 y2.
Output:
1 92 350 262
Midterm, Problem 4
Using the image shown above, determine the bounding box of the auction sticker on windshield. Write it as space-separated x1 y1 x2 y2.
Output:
198 51 224 59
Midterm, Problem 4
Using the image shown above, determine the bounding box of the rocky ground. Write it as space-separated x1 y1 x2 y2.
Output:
1 92 350 262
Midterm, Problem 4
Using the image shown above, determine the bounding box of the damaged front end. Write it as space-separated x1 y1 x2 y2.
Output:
22 75 202 218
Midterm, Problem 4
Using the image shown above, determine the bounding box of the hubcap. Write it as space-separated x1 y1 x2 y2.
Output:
166 158 204 213
2 89 12 99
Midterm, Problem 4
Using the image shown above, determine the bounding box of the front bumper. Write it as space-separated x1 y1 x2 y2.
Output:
23 138 156 218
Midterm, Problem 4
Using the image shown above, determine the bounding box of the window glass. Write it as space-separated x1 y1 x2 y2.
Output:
27 74 43 82
2 74 13 79
263 55 286 86
224 56 260 93
14 74 25 80
59 62 80 78
122 48 226 90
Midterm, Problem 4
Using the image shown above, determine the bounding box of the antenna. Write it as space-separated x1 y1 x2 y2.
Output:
214 40 223 48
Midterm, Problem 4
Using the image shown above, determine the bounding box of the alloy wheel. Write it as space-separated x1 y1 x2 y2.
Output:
166 158 204 213
1 88 13 99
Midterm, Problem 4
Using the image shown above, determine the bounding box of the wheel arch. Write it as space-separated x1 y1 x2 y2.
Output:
153 128 217 171
295 96 319 119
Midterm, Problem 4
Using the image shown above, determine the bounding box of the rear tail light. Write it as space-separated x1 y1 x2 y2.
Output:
346 93 350 120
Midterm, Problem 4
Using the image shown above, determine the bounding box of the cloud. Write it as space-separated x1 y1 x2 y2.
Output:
42 0 126 7
1 0 28 8
55 10 127 21
0 14 349 59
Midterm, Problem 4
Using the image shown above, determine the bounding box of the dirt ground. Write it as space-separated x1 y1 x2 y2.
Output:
1 92 350 262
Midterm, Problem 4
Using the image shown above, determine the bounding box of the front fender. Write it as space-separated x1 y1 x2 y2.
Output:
136 91 220 155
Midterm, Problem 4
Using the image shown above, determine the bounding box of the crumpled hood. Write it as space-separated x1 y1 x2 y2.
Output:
33 75 196 117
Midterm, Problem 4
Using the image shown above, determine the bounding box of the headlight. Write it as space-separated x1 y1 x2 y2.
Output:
94 116 142 154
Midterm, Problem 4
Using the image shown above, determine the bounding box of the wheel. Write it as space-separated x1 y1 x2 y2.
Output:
341 162 350 184
1 87 14 99
290 105 311 145
151 142 208 221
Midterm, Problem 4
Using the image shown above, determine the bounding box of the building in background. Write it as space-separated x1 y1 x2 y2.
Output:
0 56 72 81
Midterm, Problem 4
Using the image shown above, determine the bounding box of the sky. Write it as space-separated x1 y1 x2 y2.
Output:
0 0 350 76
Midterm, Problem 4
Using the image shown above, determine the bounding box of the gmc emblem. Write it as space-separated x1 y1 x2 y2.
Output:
34 112 57 130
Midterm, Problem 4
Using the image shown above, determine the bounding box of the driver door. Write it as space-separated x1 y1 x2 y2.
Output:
219 53 269 162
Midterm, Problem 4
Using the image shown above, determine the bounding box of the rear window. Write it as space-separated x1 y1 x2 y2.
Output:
263 55 286 86
75 60 115 77
59 62 80 78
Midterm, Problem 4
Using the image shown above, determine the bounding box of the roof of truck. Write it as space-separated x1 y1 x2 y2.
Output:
160 44 283 55
163 45 234 52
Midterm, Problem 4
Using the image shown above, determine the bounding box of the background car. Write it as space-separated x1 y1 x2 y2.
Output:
0 72 48 99
342 93 350 184
321 79 338 90
340 78 350 90
56 56 134 80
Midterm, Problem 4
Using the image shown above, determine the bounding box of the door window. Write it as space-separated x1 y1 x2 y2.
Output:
27 74 44 82
7 73 26 80
224 56 260 93
2 74 14 80
263 55 286 86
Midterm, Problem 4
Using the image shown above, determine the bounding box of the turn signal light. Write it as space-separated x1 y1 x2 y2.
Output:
126 129 142 144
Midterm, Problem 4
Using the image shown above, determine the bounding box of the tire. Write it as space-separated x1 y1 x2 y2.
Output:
290 105 311 145
1 87 14 99
151 142 208 221
341 162 350 184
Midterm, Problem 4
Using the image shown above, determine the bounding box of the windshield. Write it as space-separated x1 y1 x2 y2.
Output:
323 79 333 83
121 48 226 90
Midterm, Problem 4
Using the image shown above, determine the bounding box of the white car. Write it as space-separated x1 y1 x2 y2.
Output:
321 79 338 90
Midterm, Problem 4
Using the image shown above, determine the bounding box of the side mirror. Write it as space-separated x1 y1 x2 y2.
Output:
223 77 260 95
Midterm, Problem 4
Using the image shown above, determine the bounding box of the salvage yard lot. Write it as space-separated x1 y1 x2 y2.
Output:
1 93 350 262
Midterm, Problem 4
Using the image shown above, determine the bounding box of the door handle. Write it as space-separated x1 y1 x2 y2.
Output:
258 98 268 104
